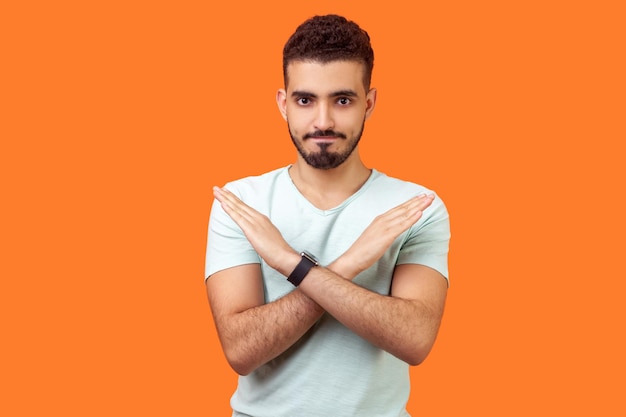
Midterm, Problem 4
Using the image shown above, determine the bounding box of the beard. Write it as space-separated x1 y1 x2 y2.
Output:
288 120 365 170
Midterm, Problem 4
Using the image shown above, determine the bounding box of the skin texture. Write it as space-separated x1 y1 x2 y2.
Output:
206 60 448 376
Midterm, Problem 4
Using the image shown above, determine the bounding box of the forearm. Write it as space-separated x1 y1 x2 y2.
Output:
212 186 445 368
217 288 324 375
218 253 363 375
298 267 442 365
212 249 360 375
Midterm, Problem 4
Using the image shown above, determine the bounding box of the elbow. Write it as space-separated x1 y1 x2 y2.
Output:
227 359 254 376
405 351 428 367
228 360 252 376
224 349 257 376
231 364 254 377
403 341 435 367
225 356 253 376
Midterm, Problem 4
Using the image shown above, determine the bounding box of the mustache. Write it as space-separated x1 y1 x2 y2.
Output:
303 130 347 140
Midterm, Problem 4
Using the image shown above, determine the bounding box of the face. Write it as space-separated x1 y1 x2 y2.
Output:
277 60 377 170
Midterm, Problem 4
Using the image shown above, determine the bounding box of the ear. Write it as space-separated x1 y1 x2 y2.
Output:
364 87 377 120
276 88 288 121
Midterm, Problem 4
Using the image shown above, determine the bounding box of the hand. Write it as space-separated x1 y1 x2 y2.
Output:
213 186 298 272
338 194 435 278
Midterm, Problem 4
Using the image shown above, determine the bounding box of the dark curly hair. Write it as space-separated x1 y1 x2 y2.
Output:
282 15 374 90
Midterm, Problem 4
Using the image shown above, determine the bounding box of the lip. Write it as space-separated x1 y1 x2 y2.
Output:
308 136 341 141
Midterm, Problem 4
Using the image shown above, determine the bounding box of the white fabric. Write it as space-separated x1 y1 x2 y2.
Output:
205 166 450 417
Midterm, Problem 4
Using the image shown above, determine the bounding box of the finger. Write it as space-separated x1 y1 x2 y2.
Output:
394 194 433 212
414 194 435 211
380 194 432 222
214 186 243 205
404 194 434 218
214 187 259 224
402 194 434 218
382 195 435 231
214 187 258 216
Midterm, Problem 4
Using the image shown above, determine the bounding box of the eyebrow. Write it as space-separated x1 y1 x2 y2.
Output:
291 89 359 98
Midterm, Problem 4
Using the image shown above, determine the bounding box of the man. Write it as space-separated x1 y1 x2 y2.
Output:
205 14 450 417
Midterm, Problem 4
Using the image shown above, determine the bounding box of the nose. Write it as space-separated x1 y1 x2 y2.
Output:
313 102 334 131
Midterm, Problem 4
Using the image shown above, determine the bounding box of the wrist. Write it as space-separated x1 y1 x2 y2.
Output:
287 251 319 287
276 251 302 277
329 251 362 280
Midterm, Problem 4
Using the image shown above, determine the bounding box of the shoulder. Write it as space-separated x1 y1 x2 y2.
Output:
223 166 289 199
368 170 447 213
369 169 430 195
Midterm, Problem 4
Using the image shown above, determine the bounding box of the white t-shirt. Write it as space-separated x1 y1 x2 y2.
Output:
205 166 450 417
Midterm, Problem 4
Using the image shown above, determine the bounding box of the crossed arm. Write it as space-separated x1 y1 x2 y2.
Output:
206 187 448 375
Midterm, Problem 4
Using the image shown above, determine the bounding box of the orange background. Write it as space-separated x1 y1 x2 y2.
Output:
2 1 625 415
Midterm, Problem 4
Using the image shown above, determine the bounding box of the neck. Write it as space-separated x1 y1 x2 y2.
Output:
289 150 371 210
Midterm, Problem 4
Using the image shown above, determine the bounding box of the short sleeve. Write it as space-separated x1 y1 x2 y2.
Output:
396 195 450 282
204 194 260 280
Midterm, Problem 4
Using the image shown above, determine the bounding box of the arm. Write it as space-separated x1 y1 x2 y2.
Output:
297 263 447 365
296 204 449 365
206 264 323 376
272 197 447 365
212 186 446 366
206 255 360 375
206 187 352 375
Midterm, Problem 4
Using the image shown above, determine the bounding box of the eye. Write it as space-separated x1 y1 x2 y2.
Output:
296 97 311 105
337 97 351 105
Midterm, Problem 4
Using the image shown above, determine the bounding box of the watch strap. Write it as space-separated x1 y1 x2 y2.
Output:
287 252 318 286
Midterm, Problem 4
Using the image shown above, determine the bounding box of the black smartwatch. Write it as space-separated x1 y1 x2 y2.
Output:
287 251 319 286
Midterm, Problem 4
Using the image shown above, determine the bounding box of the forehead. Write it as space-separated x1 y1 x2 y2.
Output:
285 61 366 95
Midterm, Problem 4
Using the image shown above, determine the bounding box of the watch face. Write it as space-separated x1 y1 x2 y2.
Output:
301 251 319 265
